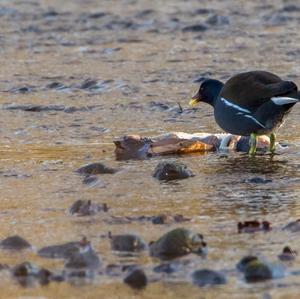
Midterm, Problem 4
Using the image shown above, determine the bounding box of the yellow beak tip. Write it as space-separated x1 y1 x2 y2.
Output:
189 99 199 107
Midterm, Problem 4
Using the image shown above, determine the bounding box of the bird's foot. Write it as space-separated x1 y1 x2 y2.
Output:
269 133 276 153
248 133 257 156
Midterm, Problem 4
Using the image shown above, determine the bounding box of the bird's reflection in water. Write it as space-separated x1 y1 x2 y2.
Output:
207 153 300 217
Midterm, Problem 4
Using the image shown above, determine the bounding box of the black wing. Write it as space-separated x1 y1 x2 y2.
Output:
220 71 298 110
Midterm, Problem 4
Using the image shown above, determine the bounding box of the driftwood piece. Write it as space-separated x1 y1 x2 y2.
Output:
114 132 271 159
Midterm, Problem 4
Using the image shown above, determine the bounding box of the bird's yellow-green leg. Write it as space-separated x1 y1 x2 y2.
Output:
249 133 257 156
269 132 276 153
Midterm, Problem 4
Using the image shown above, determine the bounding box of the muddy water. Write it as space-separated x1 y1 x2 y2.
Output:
1 0 300 298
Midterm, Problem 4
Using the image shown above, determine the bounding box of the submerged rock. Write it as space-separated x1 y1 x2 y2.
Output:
12 262 52 286
152 260 190 274
237 256 275 282
105 264 137 277
182 24 208 32
64 238 101 278
244 260 272 282
152 214 190 224
0 235 31 250
124 268 147 289
236 256 259 272
192 269 226 287
38 241 80 259
69 199 108 216
278 246 297 261
283 219 300 232
238 221 271 233
153 161 194 181
205 14 230 26
110 233 146 253
243 177 272 184
150 228 206 260
76 162 119 175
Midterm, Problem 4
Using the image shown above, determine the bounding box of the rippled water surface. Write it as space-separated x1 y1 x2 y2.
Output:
1 0 300 298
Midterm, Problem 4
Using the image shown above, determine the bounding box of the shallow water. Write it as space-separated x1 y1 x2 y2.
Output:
1 0 300 298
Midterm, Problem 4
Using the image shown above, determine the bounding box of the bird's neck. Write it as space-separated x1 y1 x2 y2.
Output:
210 81 224 106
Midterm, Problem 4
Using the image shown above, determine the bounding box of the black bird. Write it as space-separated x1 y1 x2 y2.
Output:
189 71 300 155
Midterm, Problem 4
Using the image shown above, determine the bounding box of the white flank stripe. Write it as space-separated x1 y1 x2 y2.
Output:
244 115 265 128
220 97 251 113
271 96 298 105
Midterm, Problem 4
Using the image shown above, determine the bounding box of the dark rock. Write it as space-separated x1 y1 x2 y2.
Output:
88 12 107 19
206 14 230 26
46 82 67 89
182 24 208 32
38 241 80 259
283 219 300 232
237 256 259 272
3 104 65 112
110 234 146 253
153 161 194 181
76 162 118 175
69 199 108 216
80 79 99 90
244 260 272 282
152 214 168 224
12 262 52 286
281 5 300 13
243 177 272 184
194 8 212 15
264 13 289 26
106 264 138 277
153 262 178 274
0 235 31 250
238 220 271 233
42 10 60 17
135 9 155 18
9 86 32 94
192 269 226 287
278 246 297 261
64 238 101 279
82 175 101 185
150 228 206 260
124 268 147 289
151 214 190 224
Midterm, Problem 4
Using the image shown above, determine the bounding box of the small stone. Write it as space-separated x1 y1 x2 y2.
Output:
12 262 52 286
237 256 259 272
124 268 147 289
110 234 146 253
38 241 80 259
244 260 272 282
153 262 178 274
278 246 297 261
238 220 271 233
150 228 206 260
283 219 300 232
206 14 230 26
0 235 31 250
153 161 194 181
244 177 272 184
64 238 101 278
76 162 118 175
182 24 208 32
69 199 108 216
192 269 226 287
151 214 168 224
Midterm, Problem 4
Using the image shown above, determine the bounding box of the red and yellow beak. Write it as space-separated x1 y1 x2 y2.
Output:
189 92 201 107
